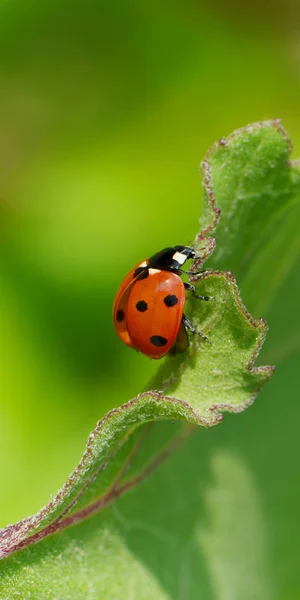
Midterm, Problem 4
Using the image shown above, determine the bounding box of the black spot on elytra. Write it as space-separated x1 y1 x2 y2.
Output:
150 335 168 347
133 267 149 280
136 300 148 312
164 294 178 307
116 309 125 322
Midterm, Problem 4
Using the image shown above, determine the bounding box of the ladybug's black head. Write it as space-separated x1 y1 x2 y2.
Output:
148 246 195 273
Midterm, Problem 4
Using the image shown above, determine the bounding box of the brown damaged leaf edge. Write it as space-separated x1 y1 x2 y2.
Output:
193 118 296 270
206 271 274 414
0 121 278 560
206 119 293 157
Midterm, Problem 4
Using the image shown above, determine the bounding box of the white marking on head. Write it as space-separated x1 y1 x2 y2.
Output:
172 251 187 265
148 268 161 275
139 261 148 268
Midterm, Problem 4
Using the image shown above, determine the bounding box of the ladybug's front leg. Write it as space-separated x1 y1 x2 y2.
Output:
184 282 213 302
182 314 210 343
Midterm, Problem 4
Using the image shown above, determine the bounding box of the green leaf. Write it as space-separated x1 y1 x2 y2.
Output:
1 120 299 599
199 119 300 314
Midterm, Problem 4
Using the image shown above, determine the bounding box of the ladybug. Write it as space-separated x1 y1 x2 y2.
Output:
113 245 209 359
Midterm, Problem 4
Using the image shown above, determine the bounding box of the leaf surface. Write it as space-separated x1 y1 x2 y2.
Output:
2 120 299 599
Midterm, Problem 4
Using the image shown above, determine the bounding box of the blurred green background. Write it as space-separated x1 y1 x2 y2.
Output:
0 0 300 591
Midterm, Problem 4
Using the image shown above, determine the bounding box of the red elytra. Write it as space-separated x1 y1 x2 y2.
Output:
113 245 208 359
126 270 186 359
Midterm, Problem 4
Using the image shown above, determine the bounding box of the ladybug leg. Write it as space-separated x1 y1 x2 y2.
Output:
179 267 213 276
182 314 210 343
184 282 213 302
